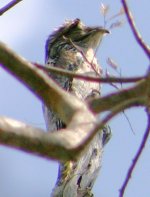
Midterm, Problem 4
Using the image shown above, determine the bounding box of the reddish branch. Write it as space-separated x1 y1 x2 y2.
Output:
0 0 22 16
35 63 144 84
121 0 150 59
119 112 150 197
119 1 150 195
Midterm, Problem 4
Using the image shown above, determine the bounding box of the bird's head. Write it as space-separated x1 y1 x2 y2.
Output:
46 19 109 60
64 18 109 49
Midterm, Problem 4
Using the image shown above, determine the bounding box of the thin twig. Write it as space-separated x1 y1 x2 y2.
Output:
122 111 135 135
35 63 144 83
63 36 100 76
121 0 150 59
0 0 22 16
119 111 150 197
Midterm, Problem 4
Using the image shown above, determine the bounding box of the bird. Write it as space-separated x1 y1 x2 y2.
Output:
43 18 110 197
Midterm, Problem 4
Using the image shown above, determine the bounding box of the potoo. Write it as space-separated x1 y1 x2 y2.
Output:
43 19 110 197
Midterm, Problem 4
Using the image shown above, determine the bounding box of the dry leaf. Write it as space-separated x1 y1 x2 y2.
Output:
109 20 125 29
100 2 109 16
107 58 119 70
119 7 125 15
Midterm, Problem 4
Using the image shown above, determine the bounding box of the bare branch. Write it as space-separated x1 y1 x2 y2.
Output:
0 0 22 16
0 41 100 162
0 41 84 125
0 115 96 161
35 63 144 84
121 0 150 59
0 40 150 168
119 111 150 197
0 116 73 161
1 100 112 163
88 79 147 113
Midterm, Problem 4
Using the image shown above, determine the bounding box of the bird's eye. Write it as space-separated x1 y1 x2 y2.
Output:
74 18 84 30
74 18 80 24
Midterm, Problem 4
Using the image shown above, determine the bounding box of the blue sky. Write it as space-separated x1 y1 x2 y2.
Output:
0 0 150 196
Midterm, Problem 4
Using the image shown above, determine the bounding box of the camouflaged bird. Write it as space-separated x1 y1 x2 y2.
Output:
43 19 110 197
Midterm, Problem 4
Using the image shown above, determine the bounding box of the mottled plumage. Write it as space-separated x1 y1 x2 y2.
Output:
43 19 110 197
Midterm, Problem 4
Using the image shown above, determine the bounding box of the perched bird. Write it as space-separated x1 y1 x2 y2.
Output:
43 19 110 197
